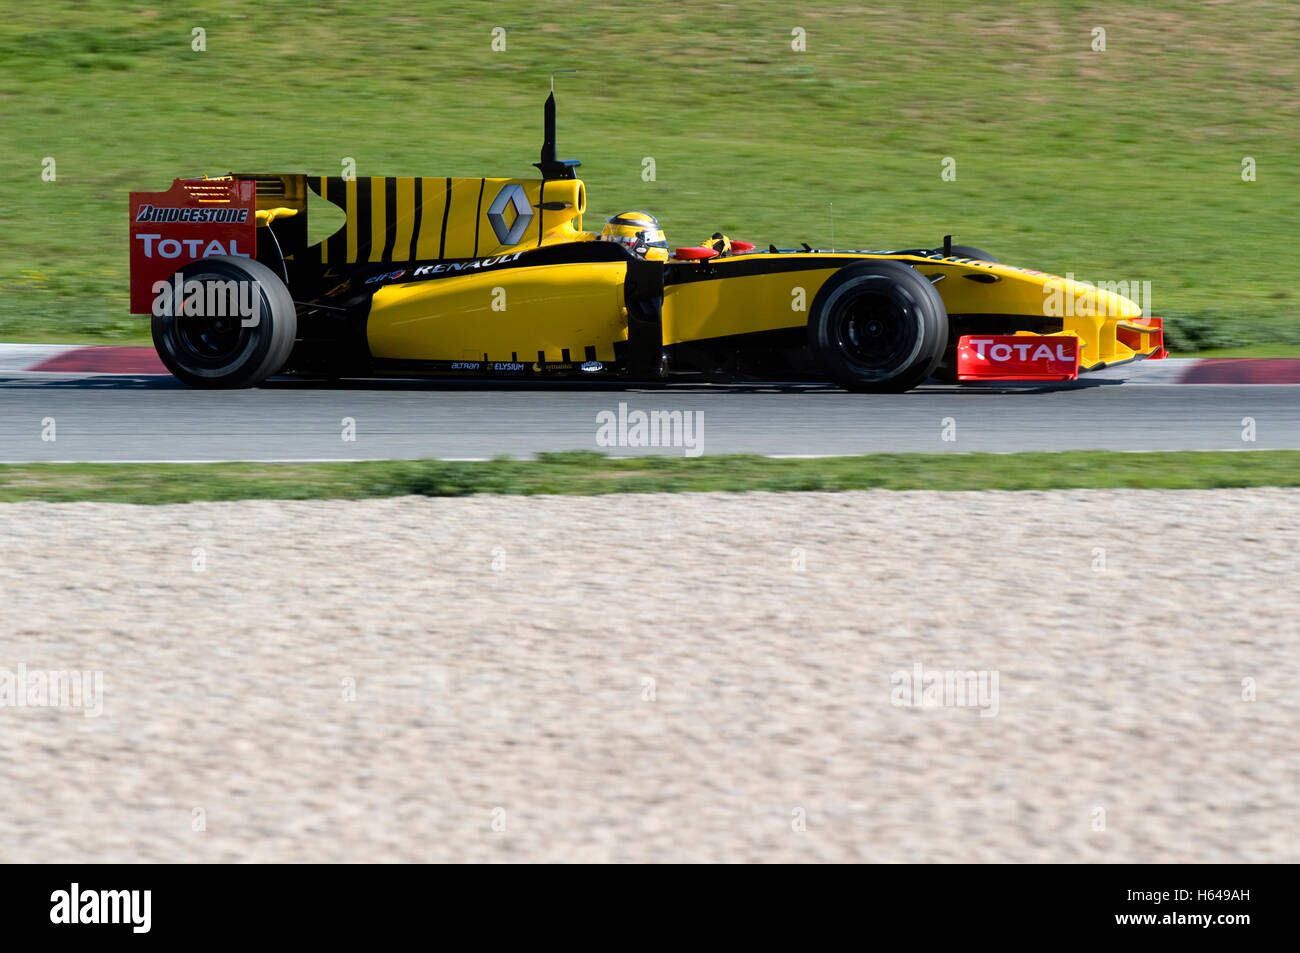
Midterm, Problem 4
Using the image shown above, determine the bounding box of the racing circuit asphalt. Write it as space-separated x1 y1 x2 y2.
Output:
1 364 1298 462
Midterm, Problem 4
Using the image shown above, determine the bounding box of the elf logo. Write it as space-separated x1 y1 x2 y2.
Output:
134 233 249 259
966 338 1074 363
49 883 151 934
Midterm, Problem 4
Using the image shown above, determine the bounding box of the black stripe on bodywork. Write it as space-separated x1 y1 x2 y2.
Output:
438 176 452 259
537 180 546 245
325 179 349 265
292 239 639 311
948 314 1065 335
664 255 869 286
381 177 399 262
624 255 666 378
353 178 372 263
665 326 806 357
355 238 634 288
584 345 596 361
473 178 485 257
408 178 424 262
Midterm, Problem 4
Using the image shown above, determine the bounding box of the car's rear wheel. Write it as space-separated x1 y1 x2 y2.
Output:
807 261 948 392
151 255 297 388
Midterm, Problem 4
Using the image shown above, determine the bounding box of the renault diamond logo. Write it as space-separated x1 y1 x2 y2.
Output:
487 183 534 246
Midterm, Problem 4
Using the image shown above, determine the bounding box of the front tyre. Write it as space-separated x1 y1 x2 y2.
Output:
152 255 297 388
948 245 1000 263
807 260 948 393
930 246 1000 382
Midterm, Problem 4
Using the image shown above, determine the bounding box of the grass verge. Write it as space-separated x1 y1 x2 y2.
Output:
2 450 1299 504
1168 344 1300 359
1 2 1297 348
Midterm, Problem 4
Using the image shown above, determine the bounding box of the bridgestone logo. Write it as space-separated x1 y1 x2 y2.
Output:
135 205 249 224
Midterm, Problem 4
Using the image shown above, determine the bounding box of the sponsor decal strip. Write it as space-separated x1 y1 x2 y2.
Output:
134 205 249 224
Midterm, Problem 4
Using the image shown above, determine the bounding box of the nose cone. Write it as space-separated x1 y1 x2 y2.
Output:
1048 277 1144 319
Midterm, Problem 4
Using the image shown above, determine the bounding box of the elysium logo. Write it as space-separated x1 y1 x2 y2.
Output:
487 183 534 245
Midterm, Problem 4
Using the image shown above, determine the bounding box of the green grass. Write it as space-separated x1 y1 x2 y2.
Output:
1 2 1297 347
3 450 1299 504
1170 344 1300 359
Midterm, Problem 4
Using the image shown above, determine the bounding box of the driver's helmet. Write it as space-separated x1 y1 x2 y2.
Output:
599 211 668 262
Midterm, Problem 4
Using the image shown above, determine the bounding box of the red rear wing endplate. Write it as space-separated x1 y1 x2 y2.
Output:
128 178 256 314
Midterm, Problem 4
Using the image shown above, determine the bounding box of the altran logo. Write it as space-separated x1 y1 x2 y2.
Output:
487 184 534 246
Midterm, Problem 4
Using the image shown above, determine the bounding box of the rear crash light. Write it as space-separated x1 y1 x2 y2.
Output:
957 334 1080 381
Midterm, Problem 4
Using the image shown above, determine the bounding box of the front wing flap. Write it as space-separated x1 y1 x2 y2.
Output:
957 334 1080 381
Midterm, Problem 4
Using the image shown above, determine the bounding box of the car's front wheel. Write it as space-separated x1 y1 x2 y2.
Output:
947 245 1000 263
151 255 297 388
807 260 949 393
930 246 1001 382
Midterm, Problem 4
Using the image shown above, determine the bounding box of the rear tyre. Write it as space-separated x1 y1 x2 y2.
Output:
151 255 297 388
807 260 948 393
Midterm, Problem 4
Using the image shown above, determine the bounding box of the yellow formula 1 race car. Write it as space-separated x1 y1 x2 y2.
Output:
129 90 1166 391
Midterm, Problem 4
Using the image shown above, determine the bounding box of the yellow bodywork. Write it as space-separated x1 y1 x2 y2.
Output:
367 260 626 363
662 265 842 344
661 253 1160 370
308 176 586 265
365 249 1160 369
296 171 1159 371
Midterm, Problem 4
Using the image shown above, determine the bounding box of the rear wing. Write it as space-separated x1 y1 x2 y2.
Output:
128 172 589 313
128 178 255 314
128 84 596 314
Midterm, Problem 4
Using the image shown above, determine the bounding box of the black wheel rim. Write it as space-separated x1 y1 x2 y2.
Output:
832 290 916 372
170 273 256 366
